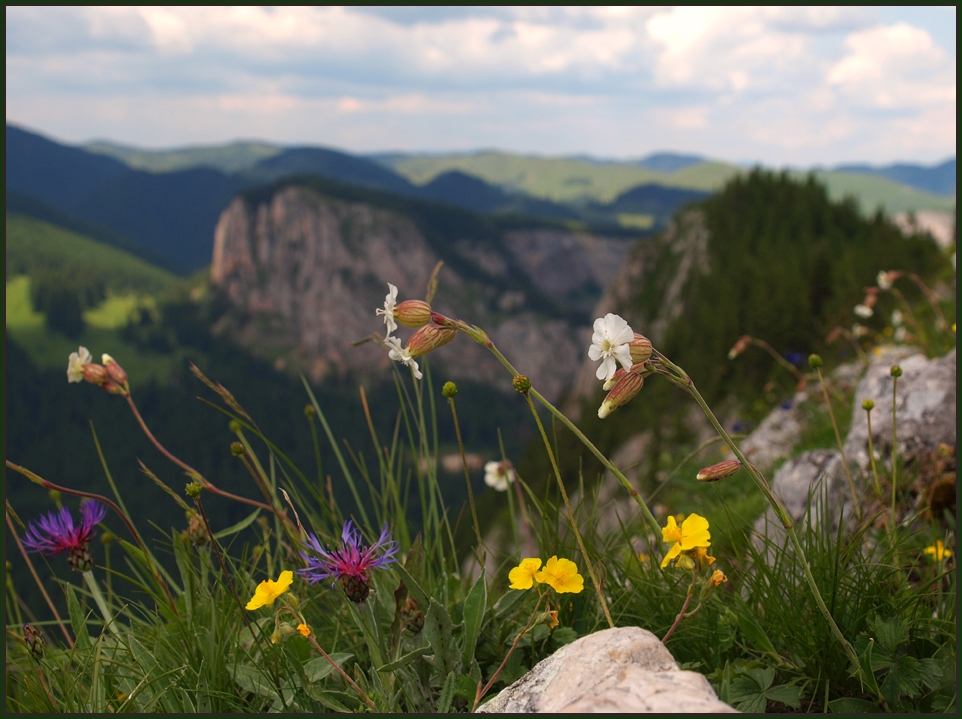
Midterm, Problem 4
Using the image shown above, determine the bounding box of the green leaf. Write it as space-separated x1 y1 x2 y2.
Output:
461 570 487 669
719 661 732 705
492 587 527 618
892 654 922 698
304 686 356 712
872 617 906 656
455 672 481 702
736 610 778 657
424 598 459 679
438 671 457 713
376 646 432 672
65 584 90 649
763 683 802 710
856 637 881 698
828 697 882 713
729 676 767 715
746 666 775 692
228 664 278 700
394 562 429 610
303 652 354 683
212 508 261 539
917 657 943 691
551 627 578 647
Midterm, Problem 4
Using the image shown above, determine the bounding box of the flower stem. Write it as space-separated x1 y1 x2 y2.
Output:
82 571 118 636
661 591 694 644
524 393 614 629
667 362 865 689
448 396 485 563
890 374 899 535
816 367 861 521
307 634 377 712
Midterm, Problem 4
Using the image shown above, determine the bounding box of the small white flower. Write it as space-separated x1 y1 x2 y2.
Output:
484 461 516 492
588 313 634 381
853 304 873 318
376 283 399 337
67 346 92 383
894 326 907 342
852 323 869 338
877 271 893 291
385 336 422 380
891 310 903 327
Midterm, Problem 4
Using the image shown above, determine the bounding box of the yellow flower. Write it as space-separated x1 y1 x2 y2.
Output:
709 569 727 587
508 558 542 590
694 546 716 567
297 623 311 638
245 570 294 610
660 514 711 569
924 540 952 562
535 556 584 594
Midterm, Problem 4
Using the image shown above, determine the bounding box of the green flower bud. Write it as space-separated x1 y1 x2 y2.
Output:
808 354 824 369
512 375 531 395
185 482 203 499
442 381 458 398
230 441 245 457
862 399 875 411
101 531 116 546
229 420 242 433
890 365 902 377
304 404 316 417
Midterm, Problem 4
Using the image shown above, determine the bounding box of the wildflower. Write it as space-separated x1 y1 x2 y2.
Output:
23 624 45 659
709 569 727 587
535 556 584 594
891 310 903 327
245 570 293 610
385 336 423 380
851 323 869 338
67 346 92 383
22 501 107 573
298 520 399 603
660 513 711 569
588 313 634 381
394 300 433 328
508 558 542 590
693 546 716 567
894 326 907 342
696 460 741 482
405 324 455 357
82 363 109 386
101 354 128 386
376 283 399 336
484 460 516 491
297 623 311 638
536 610 560 628
854 304 873 318
923 540 952 562
598 370 643 418
877 271 895 290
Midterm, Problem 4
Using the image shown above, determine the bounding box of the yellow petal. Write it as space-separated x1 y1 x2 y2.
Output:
662 516 682 544
680 513 711 549
660 543 682 569
276 570 294 594
509 566 534 590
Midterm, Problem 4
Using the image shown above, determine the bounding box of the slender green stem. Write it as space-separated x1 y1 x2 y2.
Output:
676 367 865 688
448 397 485 563
82 571 118 636
661 588 694 644
524 393 614 629
816 367 861 521
864 408 882 498
890 374 899 535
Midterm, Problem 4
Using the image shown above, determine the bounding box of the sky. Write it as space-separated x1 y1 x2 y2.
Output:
5 6 957 166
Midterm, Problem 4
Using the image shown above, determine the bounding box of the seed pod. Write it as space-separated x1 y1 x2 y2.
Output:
696 459 741 482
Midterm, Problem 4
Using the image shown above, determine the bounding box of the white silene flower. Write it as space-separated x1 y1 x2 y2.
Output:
376 283 399 337
385 336 423 380
484 461 516 491
66 346 92 383
877 271 894 291
894 326 907 342
891 310 903 327
853 304 873 318
588 313 634 381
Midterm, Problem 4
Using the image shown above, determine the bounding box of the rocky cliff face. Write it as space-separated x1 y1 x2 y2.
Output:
210 184 638 400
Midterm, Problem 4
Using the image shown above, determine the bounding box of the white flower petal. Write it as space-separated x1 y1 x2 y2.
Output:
613 345 634 371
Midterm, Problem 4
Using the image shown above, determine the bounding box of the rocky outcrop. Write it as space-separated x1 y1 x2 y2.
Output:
210 184 637 399
476 626 736 713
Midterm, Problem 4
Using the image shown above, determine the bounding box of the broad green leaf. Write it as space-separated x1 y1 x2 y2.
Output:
492 587 527 618
856 637 881 697
892 654 922 698
461 570 487 668
746 666 775 692
719 660 732 705
304 686 356 712
376 646 431 672
65 585 90 649
917 657 943 691
872 617 906 655
737 611 778 657
424 598 458 679
551 627 578 646
455 672 481 702
828 697 882 713
394 562 429 610
304 652 354 683
763 683 801 710
438 671 457 713
227 664 278 700
729 676 766 714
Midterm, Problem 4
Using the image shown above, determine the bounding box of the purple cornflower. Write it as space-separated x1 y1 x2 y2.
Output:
21 501 107 573
298 520 399 603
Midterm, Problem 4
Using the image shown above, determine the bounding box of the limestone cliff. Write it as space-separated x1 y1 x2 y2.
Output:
210 183 639 401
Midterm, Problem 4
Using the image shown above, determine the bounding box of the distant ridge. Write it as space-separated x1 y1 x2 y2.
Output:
833 159 956 197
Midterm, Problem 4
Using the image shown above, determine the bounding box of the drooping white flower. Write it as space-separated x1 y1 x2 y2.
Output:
376 283 399 337
484 461 516 492
853 304 873 318
385 336 422 380
67 346 92 383
877 271 894 291
588 313 634 381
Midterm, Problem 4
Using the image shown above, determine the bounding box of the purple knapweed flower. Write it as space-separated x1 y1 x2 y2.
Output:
21 501 107 573
298 520 399 603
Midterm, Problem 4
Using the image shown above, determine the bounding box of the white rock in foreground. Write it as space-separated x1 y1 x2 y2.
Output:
476 626 736 713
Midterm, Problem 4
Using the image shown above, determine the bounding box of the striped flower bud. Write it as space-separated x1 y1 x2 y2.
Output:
598 371 644 418
728 335 752 360
102 354 128 386
23 624 45 659
405 324 456 358
81 363 109 386
394 300 433 328
696 459 741 482
602 367 626 391
629 333 652 364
